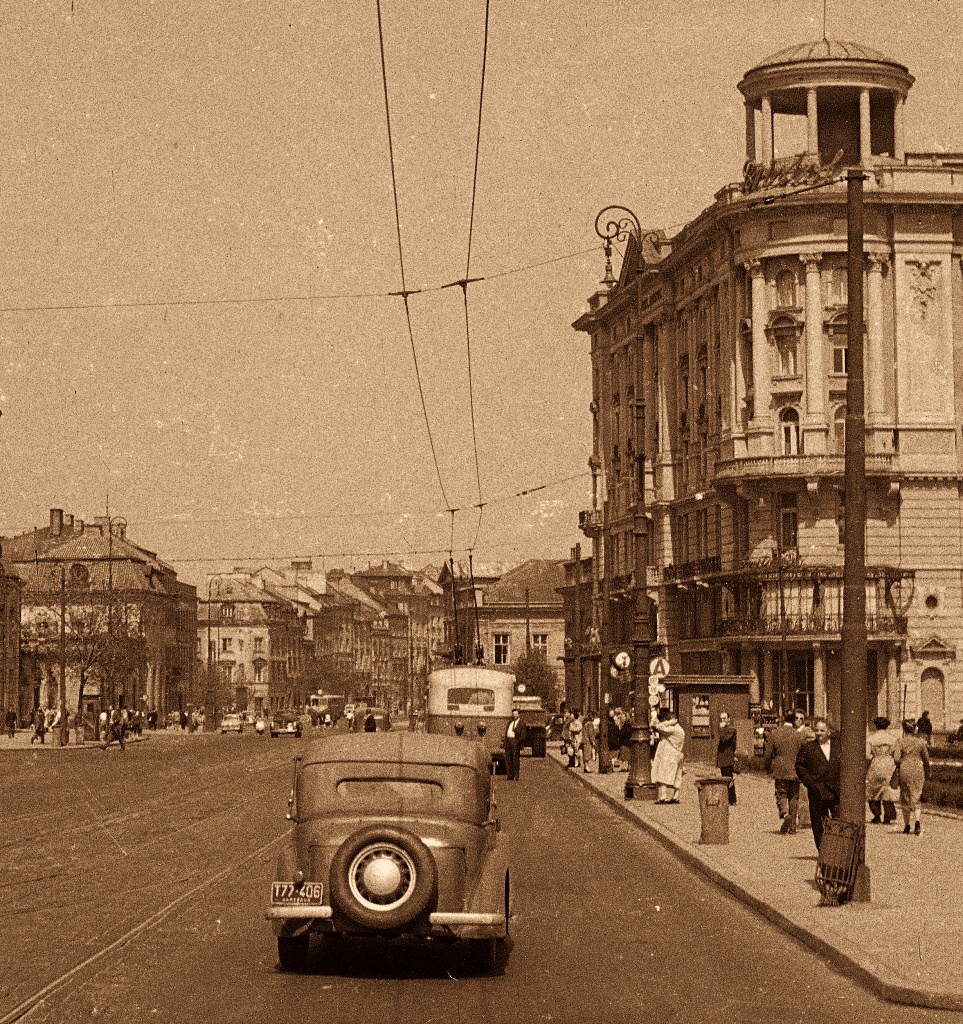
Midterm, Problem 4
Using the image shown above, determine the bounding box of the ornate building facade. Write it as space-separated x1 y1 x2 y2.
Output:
574 40 963 730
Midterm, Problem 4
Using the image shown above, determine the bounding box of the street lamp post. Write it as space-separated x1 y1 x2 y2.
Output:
206 576 224 733
593 205 660 797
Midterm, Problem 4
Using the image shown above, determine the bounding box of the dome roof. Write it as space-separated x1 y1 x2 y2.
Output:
752 39 903 71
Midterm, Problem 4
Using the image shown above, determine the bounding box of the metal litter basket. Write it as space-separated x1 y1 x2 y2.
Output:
815 818 860 906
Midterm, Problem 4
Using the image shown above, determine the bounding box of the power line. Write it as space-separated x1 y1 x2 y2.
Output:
376 0 451 513
0 245 604 317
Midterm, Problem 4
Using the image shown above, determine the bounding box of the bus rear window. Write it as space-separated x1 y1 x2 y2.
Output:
447 687 496 712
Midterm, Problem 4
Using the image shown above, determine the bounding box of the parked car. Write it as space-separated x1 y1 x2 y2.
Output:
220 713 243 734
512 695 547 758
271 713 303 739
265 732 511 974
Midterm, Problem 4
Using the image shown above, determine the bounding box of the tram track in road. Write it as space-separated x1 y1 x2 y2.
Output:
0 734 301 1020
0 830 287 1024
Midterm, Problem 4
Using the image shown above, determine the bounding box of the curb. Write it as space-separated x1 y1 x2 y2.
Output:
550 754 963 1011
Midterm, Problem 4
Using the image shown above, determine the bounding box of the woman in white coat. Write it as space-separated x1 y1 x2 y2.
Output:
651 708 686 803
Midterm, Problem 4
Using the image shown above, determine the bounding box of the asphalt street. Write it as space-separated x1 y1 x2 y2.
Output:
4 734 962 1023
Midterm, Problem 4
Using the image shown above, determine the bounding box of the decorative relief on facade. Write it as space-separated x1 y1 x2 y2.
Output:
907 259 941 320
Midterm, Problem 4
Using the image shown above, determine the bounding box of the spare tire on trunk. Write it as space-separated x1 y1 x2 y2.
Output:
328 825 437 931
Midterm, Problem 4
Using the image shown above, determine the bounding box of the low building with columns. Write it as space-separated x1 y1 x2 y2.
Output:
574 39 963 731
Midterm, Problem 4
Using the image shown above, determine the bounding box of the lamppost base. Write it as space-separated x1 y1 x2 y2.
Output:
624 729 657 800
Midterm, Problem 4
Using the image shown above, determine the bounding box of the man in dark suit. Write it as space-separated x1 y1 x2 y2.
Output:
795 717 841 851
764 709 807 833
716 712 738 805
504 710 527 781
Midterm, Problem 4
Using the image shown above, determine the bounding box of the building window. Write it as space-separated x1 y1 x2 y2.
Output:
827 319 848 376
254 637 264 654
776 329 798 375
532 634 548 656
780 407 801 455
833 406 847 453
778 492 798 552
220 603 234 619
494 633 510 665
830 268 848 306
221 636 232 653
254 664 264 684
775 269 797 308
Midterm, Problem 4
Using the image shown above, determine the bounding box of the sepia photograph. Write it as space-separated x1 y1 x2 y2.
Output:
3 1 963 1020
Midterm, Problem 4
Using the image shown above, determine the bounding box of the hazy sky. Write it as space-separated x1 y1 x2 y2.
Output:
1 0 960 587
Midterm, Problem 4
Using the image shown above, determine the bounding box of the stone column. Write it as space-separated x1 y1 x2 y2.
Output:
894 97 906 161
813 643 827 717
806 88 819 155
745 102 756 163
761 95 773 166
860 88 872 164
746 259 771 426
866 254 887 422
800 253 824 426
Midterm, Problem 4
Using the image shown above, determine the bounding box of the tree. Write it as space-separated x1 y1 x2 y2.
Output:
512 649 560 707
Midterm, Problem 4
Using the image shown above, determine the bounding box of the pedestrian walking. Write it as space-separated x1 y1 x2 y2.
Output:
795 717 841 851
764 710 807 833
916 710 933 747
617 712 634 771
716 711 738 805
582 715 598 773
866 716 899 825
101 707 127 752
4 708 16 739
651 708 685 803
30 708 47 745
895 718 930 835
570 711 586 768
363 711 377 732
503 709 526 781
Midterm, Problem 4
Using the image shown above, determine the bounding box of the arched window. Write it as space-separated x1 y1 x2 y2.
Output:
775 269 797 308
780 407 801 455
833 406 847 453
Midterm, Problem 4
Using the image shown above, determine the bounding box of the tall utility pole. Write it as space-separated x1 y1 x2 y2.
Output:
841 168 870 900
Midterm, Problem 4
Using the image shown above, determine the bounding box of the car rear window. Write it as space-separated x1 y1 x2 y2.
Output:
298 764 484 820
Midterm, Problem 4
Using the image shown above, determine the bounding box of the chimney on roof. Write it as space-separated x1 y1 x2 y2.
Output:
65 514 75 530
50 509 64 535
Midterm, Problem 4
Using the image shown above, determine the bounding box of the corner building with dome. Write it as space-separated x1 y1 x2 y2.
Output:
573 40 963 731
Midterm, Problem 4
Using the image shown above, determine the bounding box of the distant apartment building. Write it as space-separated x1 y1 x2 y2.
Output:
5 508 196 719
440 559 567 707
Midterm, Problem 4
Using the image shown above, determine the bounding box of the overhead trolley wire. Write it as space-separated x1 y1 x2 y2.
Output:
376 0 452 514
460 0 492 552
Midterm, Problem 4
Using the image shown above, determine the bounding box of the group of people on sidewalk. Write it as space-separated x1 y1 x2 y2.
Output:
764 709 933 847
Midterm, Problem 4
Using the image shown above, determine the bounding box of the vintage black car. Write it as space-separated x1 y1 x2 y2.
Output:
265 732 511 973
270 712 303 739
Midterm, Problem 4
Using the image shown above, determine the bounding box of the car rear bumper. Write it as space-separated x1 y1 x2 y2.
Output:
264 905 505 939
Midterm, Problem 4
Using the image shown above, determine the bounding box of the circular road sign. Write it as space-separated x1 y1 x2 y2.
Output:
613 651 631 671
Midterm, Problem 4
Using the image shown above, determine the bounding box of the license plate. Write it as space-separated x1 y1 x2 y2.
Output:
271 881 323 905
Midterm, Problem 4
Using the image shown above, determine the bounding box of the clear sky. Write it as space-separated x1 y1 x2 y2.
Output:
1 0 960 587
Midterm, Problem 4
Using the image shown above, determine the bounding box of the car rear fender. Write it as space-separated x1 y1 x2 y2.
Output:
453 846 509 939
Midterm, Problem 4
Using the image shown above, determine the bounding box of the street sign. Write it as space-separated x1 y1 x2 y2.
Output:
609 665 621 679
648 675 664 692
613 650 631 670
648 694 661 707
649 656 670 678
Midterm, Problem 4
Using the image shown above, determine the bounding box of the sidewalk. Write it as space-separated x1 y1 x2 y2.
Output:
0 728 156 751
549 747 963 1010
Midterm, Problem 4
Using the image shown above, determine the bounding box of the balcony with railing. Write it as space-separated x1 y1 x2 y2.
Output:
714 452 895 484
579 509 603 537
